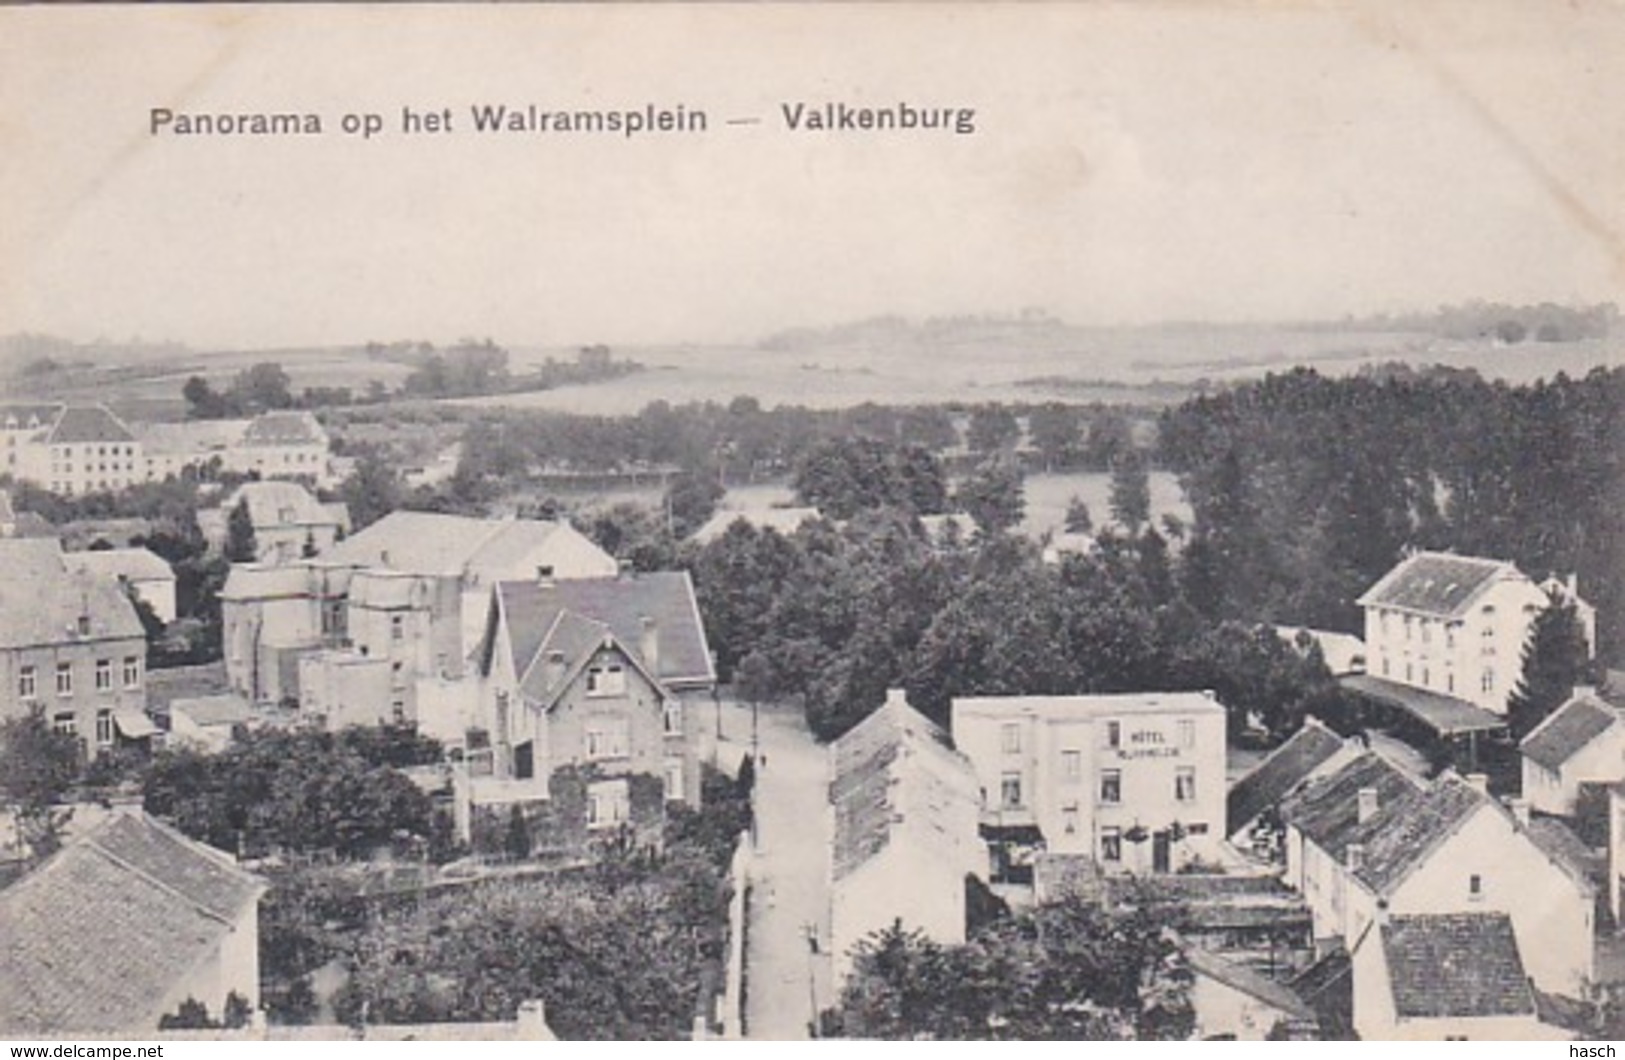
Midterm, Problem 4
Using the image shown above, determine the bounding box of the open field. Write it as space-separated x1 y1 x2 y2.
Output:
4 323 1617 423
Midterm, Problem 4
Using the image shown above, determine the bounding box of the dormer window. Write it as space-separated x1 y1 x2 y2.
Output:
77 615 91 636
586 661 626 698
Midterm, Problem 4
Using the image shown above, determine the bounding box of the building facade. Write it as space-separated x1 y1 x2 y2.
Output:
952 691 1227 876
1359 551 1591 716
1520 686 1625 816
0 539 151 761
198 481 349 563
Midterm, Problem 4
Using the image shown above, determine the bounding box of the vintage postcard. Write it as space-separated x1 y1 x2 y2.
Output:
0 0 1621 1044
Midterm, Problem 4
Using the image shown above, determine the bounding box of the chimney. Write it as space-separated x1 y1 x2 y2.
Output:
639 615 660 675
885 688 908 708
1357 787 1379 824
1568 572 1579 596
1575 684 1598 701
1345 843 1364 872
516 999 550 1040
1465 773 1489 795
544 649 566 690
1508 798 1531 827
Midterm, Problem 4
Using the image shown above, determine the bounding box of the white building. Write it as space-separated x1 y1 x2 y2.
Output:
1358 551 1591 716
199 481 350 563
1187 946 1318 1040
952 691 1227 876
1281 757 1595 1000
1 404 145 497
64 546 178 624
1520 685 1625 816
829 689 984 989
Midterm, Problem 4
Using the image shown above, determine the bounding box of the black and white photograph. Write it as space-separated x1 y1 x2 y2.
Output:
0 0 1621 1043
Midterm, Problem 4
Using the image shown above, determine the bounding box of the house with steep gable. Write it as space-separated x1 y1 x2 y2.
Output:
0 812 264 1035
829 689 984 988
64 546 178 625
1227 716 1361 859
198 480 349 563
454 570 715 858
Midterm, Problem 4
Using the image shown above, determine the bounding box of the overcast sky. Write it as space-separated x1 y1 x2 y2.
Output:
1 2 1622 350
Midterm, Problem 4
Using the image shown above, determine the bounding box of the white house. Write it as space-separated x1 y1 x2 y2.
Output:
1282 757 1595 999
1358 551 1591 716
952 691 1228 877
165 694 253 754
0 812 264 1035
829 689 984 989
1187 946 1318 1040
1520 685 1625 816
1351 912 1567 1040
199 480 350 563
65 546 178 624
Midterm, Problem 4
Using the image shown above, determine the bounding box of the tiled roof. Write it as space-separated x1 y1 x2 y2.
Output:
830 694 977 881
1104 873 1311 932
516 611 619 705
1227 718 1349 834
169 694 252 727
1186 946 1317 1023
239 410 326 447
490 572 715 691
1521 693 1623 771
0 403 65 431
1277 751 1424 863
1523 815 1598 895
219 481 339 530
1345 773 1485 895
1357 551 1518 619
0 538 144 648
1340 673 1507 736
322 512 608 581
1289 943 1352 1038
65 547 175 584
0 813 263 1035
1381 913 1535 1020
45 405 136 445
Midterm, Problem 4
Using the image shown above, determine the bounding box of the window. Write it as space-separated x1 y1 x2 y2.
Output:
663 699 683 736
1405 661 1413 683
1061 804 1079 835
1421 666 1430 688
391 700 406 724
390 614 405 641
1177 719 1195 748
1099 769 1122 805
1469 874 1483 900
587 780 630 830
52 711 76 736
586 662 627 697
1061 749 1082 782
585 719 631 761
122 656 141 689
1188 822 1209 835
1000 772 1023 808
1404 615 1413 641
1001 723 1021 754
1446 625 1457 650
1175 767 1196 802
76 615 90 636
1381 656 1390 677
1101 827 1122 862
95 659 112 692
1420 620 1431 645
1481 669 1495 694
95 709 114 747
18 665 36 700
664 760 684 801
1105 721 1121 749
1447 672 1455 693
55 662 73 697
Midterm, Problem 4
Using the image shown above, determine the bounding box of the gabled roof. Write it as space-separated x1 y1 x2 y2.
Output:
514 611 646 709
1522 815 1599 896
830 692 978 881
1521 692 1624 772
1278 751 1424 864
0 538 144 648
1345 773 1486 896
323 512 599 580
1357 551 1523 619
65 547 175 583
1186 946 1317 1023
1227 717 1349 835
1381 913 1535 1020
218 480 341 530
44 405 136 446
0 403 65 431
239 410 326 447
0 813 264 1035
487 571 715 691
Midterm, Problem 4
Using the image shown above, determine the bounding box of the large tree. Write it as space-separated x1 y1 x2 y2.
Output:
1509 599 1592 739
0 707 81 860
224 498 258 563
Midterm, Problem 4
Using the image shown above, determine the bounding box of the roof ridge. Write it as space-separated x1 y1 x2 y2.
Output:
81 826 246 926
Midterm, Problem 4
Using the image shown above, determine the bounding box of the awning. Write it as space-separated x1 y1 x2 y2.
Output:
1339 674 1508 737
112 708 160 739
